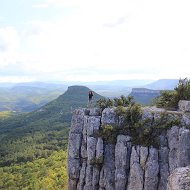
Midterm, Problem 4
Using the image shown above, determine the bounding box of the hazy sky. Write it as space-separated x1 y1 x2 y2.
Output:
0 0 190 82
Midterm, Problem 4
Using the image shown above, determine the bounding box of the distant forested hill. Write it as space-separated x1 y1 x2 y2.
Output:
129 88 160 105
0 84 67 112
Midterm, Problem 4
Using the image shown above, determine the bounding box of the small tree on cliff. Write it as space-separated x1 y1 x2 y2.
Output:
154 78 190 110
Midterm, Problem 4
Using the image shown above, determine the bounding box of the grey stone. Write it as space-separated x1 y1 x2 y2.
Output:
142 107 154 120
167 126 180 172
67 158 80 180
115 135 131 190
159 132 168 147
81 138 87 159
70 109 85 134
89 108 102 116
178 127 190 167
178 100 190 112
96 138 104 163
68 179 77 190
144 148 159 190
127 146 144 190
140 146 149 170
92 167 100 190
84 165 93 190
101 108 118 125
77 161 87 190
67 108 190 190
182 114 190 127
87 137 97 163
83 116 88 137
158 147 169 190
167 166 190 190
99 144 115 190
87 116 101 136
68 133 82 159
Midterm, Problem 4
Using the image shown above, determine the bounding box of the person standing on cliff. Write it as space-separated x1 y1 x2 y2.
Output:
88 91 94 107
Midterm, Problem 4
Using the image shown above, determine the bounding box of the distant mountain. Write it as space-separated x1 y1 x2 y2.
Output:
0 86 103 166
129 88 160 105
87 85 132 97
145 79 178 90
0 80 155 111
63 79 155 87
0 85 67 112
0 79 179 111
0 85 103 132
14 82 67 89
27 85 104 123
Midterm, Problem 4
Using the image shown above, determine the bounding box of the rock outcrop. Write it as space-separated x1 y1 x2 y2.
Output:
67 106 190 190
167 166 190 190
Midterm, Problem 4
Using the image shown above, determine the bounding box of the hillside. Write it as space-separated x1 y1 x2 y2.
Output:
145 79 178 90
0 85 103 166
129 88 160 105
0 84 67 112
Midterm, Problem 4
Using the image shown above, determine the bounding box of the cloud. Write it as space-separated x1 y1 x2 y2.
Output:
0 27 21 69
0 16 4 22
44 0 81 8
103 17 127 28
0 27 20 53
1 0 190 82
0 62 37 76
0 76 35 83
32 4 49 8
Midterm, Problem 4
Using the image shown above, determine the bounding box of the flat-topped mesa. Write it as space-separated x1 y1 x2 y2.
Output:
67 105 190 190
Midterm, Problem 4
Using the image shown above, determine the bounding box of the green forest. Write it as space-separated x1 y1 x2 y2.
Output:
0 86 103 189
0 150 68 190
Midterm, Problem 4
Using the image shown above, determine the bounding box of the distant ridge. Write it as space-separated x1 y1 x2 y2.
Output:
145 79 178 90
129 88 160 105
0 85 66 112
36 85 103 122
0 85 103 131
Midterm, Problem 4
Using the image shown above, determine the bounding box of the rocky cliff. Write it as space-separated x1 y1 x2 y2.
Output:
67 101 190 190
129 88 160 105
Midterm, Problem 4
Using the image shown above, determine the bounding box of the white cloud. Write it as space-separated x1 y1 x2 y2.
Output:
0 27 21 69
0 27 20 52
0 16 4 22
0 76 35 83
32 4 49 8
1 0 190 82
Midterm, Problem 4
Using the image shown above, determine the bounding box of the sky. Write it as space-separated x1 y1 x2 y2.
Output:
0 0 190 83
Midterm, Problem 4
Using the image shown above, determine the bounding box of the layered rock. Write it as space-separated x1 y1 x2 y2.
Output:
67 107 190 190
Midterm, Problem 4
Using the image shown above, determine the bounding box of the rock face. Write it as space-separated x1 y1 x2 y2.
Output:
167 166 190 190
178 100 190 112
67 107 190 190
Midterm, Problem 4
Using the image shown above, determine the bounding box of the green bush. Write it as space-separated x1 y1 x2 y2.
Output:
95 124 119 144
97 94 182 147
154 78 190 110
96 98 113 110
153 90 177 109
96 95 135 111
115 104 181 147
114 95 135 107
175 78 190 100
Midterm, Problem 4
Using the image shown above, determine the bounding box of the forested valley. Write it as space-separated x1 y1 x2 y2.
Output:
0 86 103 189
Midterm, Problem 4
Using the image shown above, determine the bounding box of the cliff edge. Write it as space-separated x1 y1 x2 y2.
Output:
67 101 190 190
